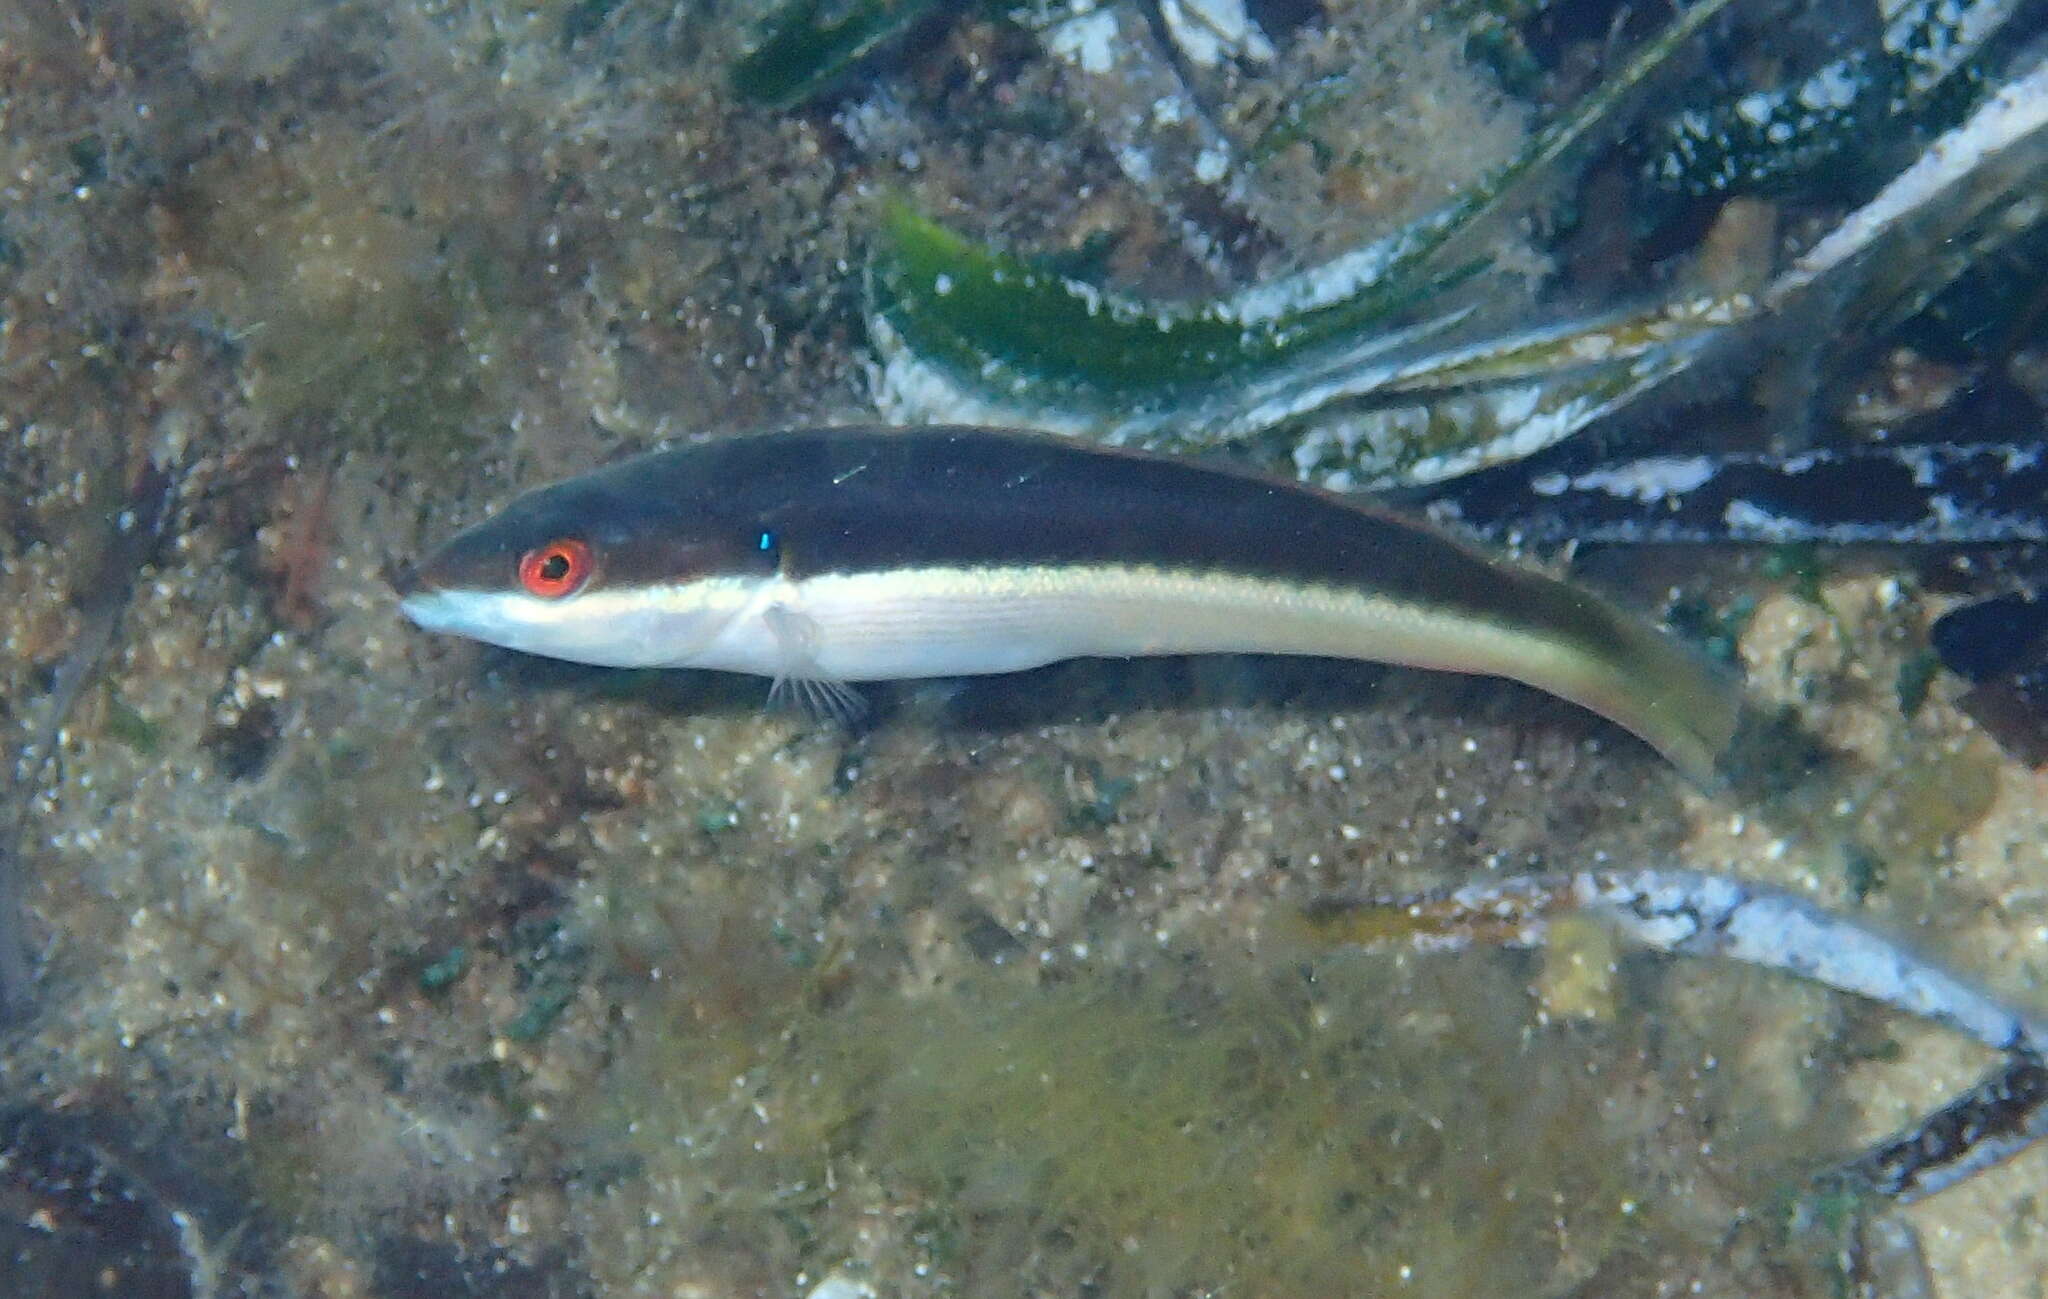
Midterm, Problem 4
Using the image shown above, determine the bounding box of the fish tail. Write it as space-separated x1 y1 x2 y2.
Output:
1569 603 1743 786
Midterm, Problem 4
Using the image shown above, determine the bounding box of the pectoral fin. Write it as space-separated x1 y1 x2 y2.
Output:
763 602 868 724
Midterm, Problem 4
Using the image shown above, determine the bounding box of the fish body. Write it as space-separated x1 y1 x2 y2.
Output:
397 426 1740 780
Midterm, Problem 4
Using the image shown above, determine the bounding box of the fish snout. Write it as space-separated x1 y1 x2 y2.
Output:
388 559 432 600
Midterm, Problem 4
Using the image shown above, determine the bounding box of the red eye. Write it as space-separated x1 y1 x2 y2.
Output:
517 538 593 599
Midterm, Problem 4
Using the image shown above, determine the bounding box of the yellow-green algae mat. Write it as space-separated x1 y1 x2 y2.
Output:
564 854 2043 1296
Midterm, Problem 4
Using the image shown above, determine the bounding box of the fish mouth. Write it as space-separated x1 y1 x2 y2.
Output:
390 562 466 635
396 587 466 634
388 560 427 599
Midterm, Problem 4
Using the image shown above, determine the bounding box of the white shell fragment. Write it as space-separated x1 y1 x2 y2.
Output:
1158 0 1274 68
804 1273 877 1299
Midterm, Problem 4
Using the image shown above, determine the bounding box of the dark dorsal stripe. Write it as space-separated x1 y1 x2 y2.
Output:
564 425 1611 640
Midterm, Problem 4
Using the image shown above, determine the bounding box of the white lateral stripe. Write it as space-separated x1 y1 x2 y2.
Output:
733 564 1594 691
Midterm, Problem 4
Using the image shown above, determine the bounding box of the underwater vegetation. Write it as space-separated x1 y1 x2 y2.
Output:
0 0 2046 1296
861 0 2048 496
568 922 1870 1296
863 0 1747 481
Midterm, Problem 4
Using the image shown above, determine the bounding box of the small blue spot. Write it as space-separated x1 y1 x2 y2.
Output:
758 530 776 552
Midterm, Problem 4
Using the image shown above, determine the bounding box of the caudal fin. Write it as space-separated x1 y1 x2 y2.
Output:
1579 607 1743 786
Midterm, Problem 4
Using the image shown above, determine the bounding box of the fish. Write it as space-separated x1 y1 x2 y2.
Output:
395 425 1741 781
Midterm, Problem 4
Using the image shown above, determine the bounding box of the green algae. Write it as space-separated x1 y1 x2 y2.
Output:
1666 592 1759 669
851 951 1645 1295
867 0 1742 472
100 693 163 756
1895 649 1943 720
503 915 589 1042
566 901 1862 1296
873 197 1735 485
733 0 963 108
418 946 469 992
1762 545 1830 606
870 200 1476 401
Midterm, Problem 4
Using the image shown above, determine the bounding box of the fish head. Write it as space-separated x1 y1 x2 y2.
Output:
396 472 773 668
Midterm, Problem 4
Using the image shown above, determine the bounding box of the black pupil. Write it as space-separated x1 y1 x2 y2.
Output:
540 552 570 581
